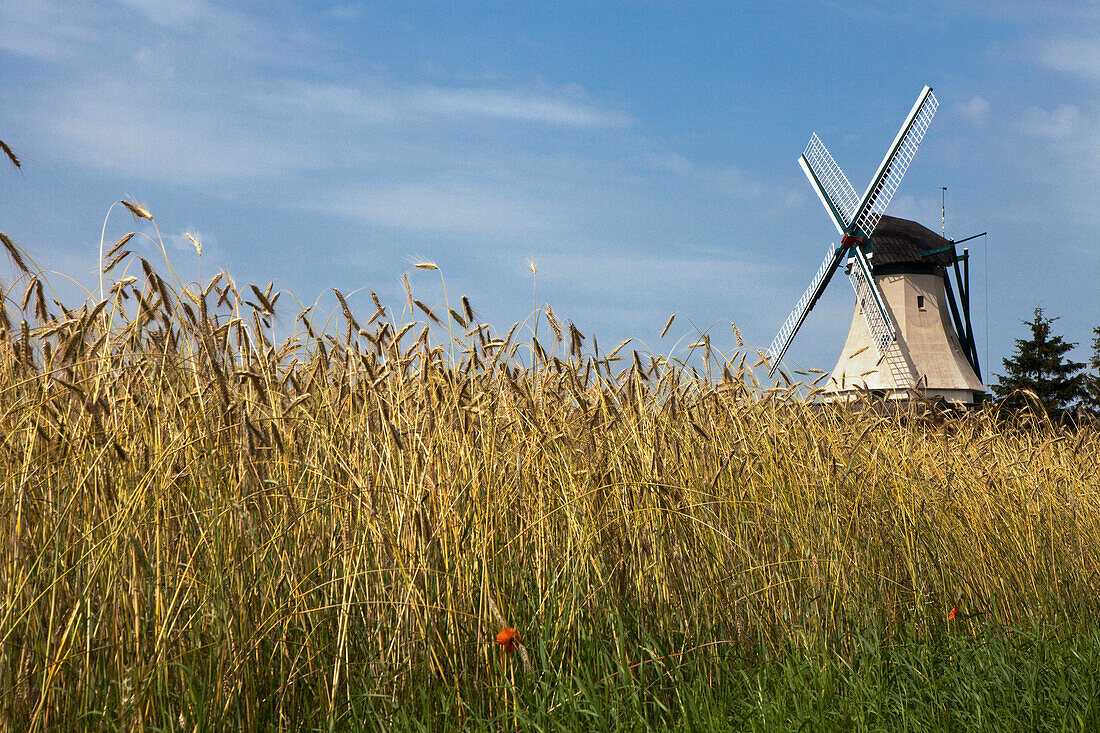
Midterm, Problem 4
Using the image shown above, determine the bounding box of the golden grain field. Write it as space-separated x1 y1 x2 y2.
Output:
1 216 1098 729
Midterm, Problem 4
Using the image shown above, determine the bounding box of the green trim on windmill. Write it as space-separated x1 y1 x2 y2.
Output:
919 244 957 259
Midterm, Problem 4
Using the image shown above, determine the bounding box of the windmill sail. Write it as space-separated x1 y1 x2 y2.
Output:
766 245 844 375
852 87 938 238
800 133 859 233
766 86 936 379
846 246 895 354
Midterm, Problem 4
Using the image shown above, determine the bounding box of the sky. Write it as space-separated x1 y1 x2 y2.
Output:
2 0 1099 381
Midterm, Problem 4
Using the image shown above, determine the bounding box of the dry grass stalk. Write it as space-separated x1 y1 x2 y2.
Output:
0 139 20 168
545 306 563 342
184 231 202 256
105 232 136 259
120 199 153 221
1 232 30 273
660 314 675 339
102 249 131 274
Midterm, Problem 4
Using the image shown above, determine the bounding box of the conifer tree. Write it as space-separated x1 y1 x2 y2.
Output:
992 306 1086 414
1086 326 1100 412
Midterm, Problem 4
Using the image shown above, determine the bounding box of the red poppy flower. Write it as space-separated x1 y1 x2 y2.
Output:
947 606 958 621
496 627 518 653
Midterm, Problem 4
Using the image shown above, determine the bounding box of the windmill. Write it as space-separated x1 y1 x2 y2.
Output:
766 86 985 404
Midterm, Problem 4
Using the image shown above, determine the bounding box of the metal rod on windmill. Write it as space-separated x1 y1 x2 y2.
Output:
941 186 947 239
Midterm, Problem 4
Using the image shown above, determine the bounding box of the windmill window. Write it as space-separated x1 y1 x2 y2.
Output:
917 295 926 310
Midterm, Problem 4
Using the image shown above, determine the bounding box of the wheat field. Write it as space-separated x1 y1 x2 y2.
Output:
2 214 1099 730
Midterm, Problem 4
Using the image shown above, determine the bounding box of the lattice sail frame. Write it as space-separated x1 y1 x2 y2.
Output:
846 246 895 353
766 245 844 367
765 86 938 377
852 87 938 239
800 134 859 232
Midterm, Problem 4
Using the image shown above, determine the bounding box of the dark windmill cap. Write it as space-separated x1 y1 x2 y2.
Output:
870 215 954 272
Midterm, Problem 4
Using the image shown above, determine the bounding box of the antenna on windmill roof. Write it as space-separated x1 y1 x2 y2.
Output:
941 186 947 238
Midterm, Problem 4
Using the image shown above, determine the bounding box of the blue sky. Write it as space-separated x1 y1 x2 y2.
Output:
2 1 1099 378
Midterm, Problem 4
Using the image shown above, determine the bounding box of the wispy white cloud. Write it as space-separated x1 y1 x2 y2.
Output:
117 0 300 70
252 80 398 124
999 14 1100 231
46 90 321 181
406 86 632 128
1009 102 1100 226
1034 33 1100 81
1019 103 1085 139
326 6 361 21
263 79 632 129
956 95 991 126
315 185 555 237
114 0 222 28
0 0 99 60
537 249 768 296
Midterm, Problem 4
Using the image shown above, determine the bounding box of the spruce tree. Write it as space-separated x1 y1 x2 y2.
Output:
1086 326 1100 412
991 306 1086 414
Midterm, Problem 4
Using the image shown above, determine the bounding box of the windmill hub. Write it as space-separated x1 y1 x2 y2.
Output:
765 86 986 405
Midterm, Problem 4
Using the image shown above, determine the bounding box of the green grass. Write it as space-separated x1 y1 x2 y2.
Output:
328 618 1100 731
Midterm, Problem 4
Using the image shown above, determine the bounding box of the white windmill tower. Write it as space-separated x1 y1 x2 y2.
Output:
766 86 986 404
